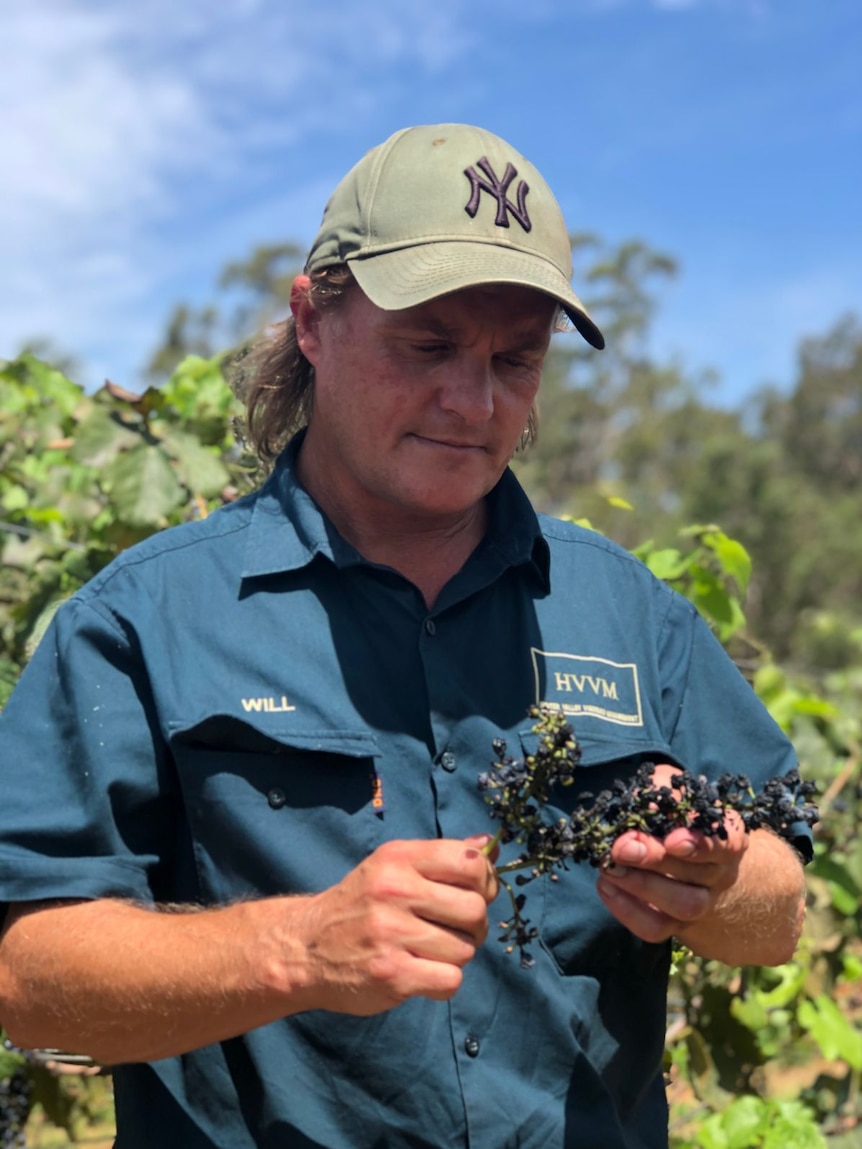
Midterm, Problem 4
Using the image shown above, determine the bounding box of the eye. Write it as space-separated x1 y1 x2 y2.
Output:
496 353 538 373
414 342 449 354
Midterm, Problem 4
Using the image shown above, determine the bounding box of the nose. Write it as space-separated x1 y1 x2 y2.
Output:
438 355 494 424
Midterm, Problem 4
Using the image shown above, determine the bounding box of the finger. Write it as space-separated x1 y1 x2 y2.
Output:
599 866 712 923
399 918 483 966
663 812 748 860
413 885 492 946
610 831 668 869
332 946 469 1012
409 840 500 902
607 846 737 893
466 832 501 865
611 820 747 877
396 956 466 1003
595 876 680 944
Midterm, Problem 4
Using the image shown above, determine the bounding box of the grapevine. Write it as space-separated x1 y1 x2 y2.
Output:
479 705 819 968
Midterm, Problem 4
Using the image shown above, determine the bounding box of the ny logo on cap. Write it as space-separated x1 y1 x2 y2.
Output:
464 157 532 232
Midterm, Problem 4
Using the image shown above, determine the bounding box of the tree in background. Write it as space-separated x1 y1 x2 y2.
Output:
145 242 304 380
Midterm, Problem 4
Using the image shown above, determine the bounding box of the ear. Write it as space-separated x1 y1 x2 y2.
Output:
290 274 322 366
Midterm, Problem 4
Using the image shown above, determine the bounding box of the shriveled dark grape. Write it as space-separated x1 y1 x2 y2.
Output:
481 706 819 967
0 1070 31 1149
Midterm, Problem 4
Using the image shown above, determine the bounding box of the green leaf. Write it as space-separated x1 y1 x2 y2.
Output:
643 547 689 580
2 484 29 512
72 407 141 467
0 354 83 418
562 515 602 533
687 566 747 637
797 994 862 1069
762 1112 826 1149
607 495 634 510
829 881 861 917
754 963 808 1009
730 995 769 1033
809 856 861 916
697 1113 730 1149
161 354 238 435
702 530 753 596
158 427 231 497
102 444 186 526
721 1095 768 1149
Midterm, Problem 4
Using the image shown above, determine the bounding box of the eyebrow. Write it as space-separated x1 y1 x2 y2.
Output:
396 317 553 350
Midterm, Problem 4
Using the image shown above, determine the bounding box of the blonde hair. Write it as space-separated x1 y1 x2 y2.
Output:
239 265 354 463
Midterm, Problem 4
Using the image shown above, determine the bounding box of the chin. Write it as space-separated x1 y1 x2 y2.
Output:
398 489 482 518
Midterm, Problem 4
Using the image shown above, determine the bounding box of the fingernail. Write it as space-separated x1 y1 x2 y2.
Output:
674 841 696 858
598 879 619 900
618 841 646 864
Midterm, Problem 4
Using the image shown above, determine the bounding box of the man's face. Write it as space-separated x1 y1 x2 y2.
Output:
294 279 556 525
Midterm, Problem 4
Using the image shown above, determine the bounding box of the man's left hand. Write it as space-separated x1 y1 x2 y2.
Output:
595 764 749 946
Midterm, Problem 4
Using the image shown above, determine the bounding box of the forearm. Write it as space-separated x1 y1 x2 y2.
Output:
0 897 315 1064
676 829 806 966
0 839 498 1066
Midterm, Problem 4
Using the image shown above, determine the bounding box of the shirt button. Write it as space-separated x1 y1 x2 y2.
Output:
267 787 287 809
424 619 436 636
439 751 457 772
464 1035 480 1058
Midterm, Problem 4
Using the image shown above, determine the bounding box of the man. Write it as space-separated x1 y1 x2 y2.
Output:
0 124 808 1148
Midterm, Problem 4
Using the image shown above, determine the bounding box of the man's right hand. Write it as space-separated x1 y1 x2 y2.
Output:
283 837 499 1016
0 837 498 1064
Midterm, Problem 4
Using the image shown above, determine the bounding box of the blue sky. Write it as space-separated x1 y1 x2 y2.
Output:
2 0 859 405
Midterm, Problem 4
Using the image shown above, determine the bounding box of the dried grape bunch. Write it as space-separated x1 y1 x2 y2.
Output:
0 1070 31 1149
480 705 819 968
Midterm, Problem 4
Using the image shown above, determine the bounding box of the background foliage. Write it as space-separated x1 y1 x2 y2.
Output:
1 235 860 1146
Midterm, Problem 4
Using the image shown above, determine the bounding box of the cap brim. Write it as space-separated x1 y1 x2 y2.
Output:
347 241 605 350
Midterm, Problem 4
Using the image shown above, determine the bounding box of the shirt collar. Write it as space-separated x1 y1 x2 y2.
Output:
241 432 349 579
241 432 549 590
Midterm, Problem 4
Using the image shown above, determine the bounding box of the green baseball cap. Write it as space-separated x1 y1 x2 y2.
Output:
305 123 604 350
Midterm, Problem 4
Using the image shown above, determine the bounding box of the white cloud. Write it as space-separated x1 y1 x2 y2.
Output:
2 7 214 223
0 0 481 383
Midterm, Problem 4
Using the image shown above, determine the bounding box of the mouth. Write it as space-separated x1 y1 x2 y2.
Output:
410 433 486 452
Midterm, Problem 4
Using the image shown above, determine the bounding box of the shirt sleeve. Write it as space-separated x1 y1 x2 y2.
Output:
0 593 179 913
663 598 814 862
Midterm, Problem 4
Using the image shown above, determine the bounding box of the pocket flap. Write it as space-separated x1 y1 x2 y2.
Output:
169 712 381 759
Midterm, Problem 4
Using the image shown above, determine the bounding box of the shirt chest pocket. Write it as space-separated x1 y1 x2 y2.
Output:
169 714 383 904
515 732 671 982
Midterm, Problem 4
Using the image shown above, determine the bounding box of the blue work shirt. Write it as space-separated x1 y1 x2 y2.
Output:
0 438 804 1148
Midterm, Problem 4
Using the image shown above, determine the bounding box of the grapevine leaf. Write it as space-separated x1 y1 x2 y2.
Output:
702 530 753 596
72 407 141 468
720 1095 768 1149
102 444 186 526
646 548 691 581
158 427 231 497
797 994 862 1069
